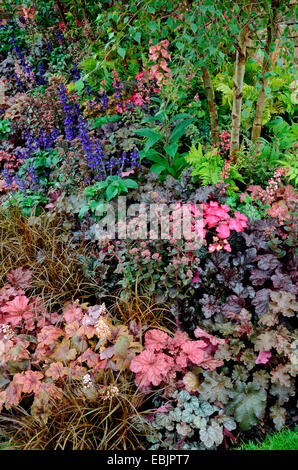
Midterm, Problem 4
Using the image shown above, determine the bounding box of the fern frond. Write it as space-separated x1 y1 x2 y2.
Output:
271 100 285 115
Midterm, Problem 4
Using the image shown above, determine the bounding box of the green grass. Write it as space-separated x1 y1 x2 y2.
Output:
237 426 298 450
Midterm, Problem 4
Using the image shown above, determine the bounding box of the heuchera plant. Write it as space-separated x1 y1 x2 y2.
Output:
130 328 224 389
0 268 144 415
202 201 248 253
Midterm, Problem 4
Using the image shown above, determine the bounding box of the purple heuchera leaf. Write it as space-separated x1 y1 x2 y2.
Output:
222 295 245 316
100 346 115 360
199 294 221 318
250 269 271 286
251 288 271 317
257 254 281 272
271 271 296 294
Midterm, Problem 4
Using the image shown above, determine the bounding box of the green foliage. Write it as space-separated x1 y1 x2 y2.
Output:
2 190 49 216
185 143 223 185
0 120 11 140
18 150 61 187
79 175 138 218
226 382 267 431
236 425 298 450
225 194 269 221
136 100 194 179
185 143 244 192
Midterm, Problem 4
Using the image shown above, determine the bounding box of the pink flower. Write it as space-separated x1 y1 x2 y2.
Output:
160 49 171 59
191 270 200 284
216 223 231 239
255 350 272 364
121 169 134 177
149 52 159 62
141 249 150 257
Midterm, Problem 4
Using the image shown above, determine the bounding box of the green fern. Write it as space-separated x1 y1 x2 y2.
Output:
279 153 298 188
185 144 244 190
185 144 223 185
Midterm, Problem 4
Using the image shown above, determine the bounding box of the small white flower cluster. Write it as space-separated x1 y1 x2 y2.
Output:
100 385 119 400
96 316 111 341
266 167 287 199
0 324 14 340
82 373 94 389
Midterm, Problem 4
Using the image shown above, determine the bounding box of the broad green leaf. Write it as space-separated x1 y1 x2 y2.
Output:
74 79 85 92
170 113 193 123
78 205 90 219
117 47 126 59
123 179 138 189
164 143 178 160
106 185 119 201
135 128 163 151
134 31 141 43
169 118 194 144
226 383 267 431
150 163 167 175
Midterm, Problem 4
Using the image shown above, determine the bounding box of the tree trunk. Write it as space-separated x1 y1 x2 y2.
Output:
202 66 219 146
56 0 67 25
251 4 283 142
230 4 252 162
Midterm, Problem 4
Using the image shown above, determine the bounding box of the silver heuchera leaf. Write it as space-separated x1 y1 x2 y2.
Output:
270 405 286 431
176 422 193 437
199 421 223 448
194 401 219 417
193 416 207 429
181 408 194 424
169 408 182 421
153 413 175 431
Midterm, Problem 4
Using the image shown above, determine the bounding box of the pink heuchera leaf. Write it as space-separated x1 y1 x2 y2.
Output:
2 295 35 326
194 327 225 346
176 351 188 368
144 329 169 351
14 371 43 394
37 325 64 347
181 341 206 365
5 379 23 408
37 382 63 400
63 303 83 323
167 331 189 352
255 350 272 364
0 284 25 303
130 350 174 387
45 362 68 380
79 348 100 367
200 358 224 370
6 268 32 289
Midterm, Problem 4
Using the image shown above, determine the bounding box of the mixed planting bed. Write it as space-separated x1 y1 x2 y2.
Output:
0 0 297 451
